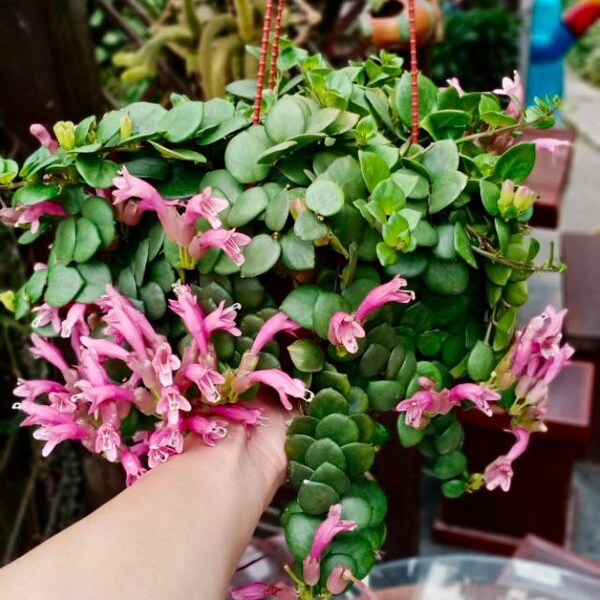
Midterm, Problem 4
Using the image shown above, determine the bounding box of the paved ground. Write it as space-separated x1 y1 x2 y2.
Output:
420 69 600 561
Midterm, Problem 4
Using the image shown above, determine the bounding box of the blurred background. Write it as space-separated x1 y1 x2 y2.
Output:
1 0 600 583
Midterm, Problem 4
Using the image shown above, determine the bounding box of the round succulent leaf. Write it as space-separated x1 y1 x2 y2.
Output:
80 196 116 248
294 211 328 241
75 155 120 189
340 496 372 532
224 126 272 184
285 433 315 463
417 330 446 357
45 264 84 307
479 179 500 216
73 218 102 263
424 258 469 295
132 239 150 286
493 142 536 184
309 388 349 419
158 101 204 143
422 140 459 175
139 281 167 320
116 267 137 298
288 461 314 490
265 188 291 231
298 480 340 516
75 261 112 304
307 108 341 133
367 379 405 411
385 250 429 278
371 178 406 215
354 481 388 527
397 413 426 448
239 234 281 278
123 156 169 180
285 512 322 560
265 96 307 143
148 258 176 292
305 179 345 217
54 217 77 264
433 450 467 480
226 187 268 227
310 462 351 496
392 169 430 199
442 334 467 368
484 260 512 286
351 414 375 444
432 223 457 260
434 419 464 455
386 345 407 379
504 280 528 307
395 71 439 127
429 171 468 214
280 285 320 329
304 438 346 472
414 220 438 247
359 343 390 378
493 306 518 352
314 371 352 397
279 232 315 271
287 416 320 437
347 387 369 415
320 554 356 592
312 292 348 340
467 340 495 382
454 222 477 268
315 414 360 446
359 150 390 193
328 535 375 580
288 339 325 373
442 479 468 498
341 443 375 479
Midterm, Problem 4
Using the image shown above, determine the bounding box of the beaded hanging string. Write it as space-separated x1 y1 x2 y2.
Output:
268 0 286 90
407 0 420 144
252 0 275 125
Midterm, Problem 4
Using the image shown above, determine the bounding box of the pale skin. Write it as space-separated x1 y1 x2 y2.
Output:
0 400 288 600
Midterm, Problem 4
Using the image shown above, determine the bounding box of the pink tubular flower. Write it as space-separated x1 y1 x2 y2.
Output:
184 364 225 404
328 276 414 354
230 581 297 600
14 379 67 402
30 334 70 374
32 303 61 333
80 336 131 362
246 369 313 411
326 565 378 599
17 201 69 233
73 381 135 415
446 77 465 97
169 284 209 354
112 167 163 207
355 275 415 321
95 423 121 462
61 303 89 339
185 415 228 446
30 124 58 152
209 404 265 429
327 312 366 354
449 383 501 417
190 228 251 265
493 71 524 119
151 342 181 387
204 301 242 337
251 312 300 355
147 427 184 468
34 421 89 457
484 427 530 492
156 385 192 415
303 504 356 586
185 187 229 229
121 449 147 486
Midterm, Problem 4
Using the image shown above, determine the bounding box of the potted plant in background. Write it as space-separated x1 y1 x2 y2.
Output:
0 42 570 597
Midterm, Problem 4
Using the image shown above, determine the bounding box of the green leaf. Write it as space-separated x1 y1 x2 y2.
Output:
0 158 19 183
429 171 468 214
479 179 500 215
224 126 271 184
433 451 467 479
240 234 281 277
148 141 207 164
54 217 77 264
265 188 290 231
422 140 459 175
432 223 457 260
75 155 120 188
493 307 518 351
280 285 320 329
75 261 112 303
117 266 138 298
81 196 116 248
265 96 307 143
493 143 536 184
305 180 344 218
45 264 84 307
298 481 339 516
454 223 477 268
13 183 60 207
158 101 204 143
132 239 150 286
123 156 169 180
313 292 348 339
256 140 298 165
74 218 102 263
284 513 321 560
24 269 48 304
226 187 268 227
371 178 406 215
397 414 426 448
467 341 495 381
396 72 438 127
367 380 405 411
341 443 375 479
196 115 250 146
279 232 315 270
226 79 257 100
294 211 328 241
139 282 167 320
376 242 398 267
435 420 463 454
442 479 467 498
288 339 325 373
359 150 390 193
424 258 469 295
96 110 122 144
423 110 470 140
382 213 411 250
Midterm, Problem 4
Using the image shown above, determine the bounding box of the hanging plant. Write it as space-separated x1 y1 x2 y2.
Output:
0 41 569 598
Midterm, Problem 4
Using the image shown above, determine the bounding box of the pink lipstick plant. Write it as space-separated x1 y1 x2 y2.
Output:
0 50 567 599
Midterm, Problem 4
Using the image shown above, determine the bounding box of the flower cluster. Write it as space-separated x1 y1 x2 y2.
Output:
14 284 309 483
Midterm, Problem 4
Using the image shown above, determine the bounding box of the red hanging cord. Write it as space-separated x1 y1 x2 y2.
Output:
268 0 286 90
407 0 419 145
252 0 275 125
